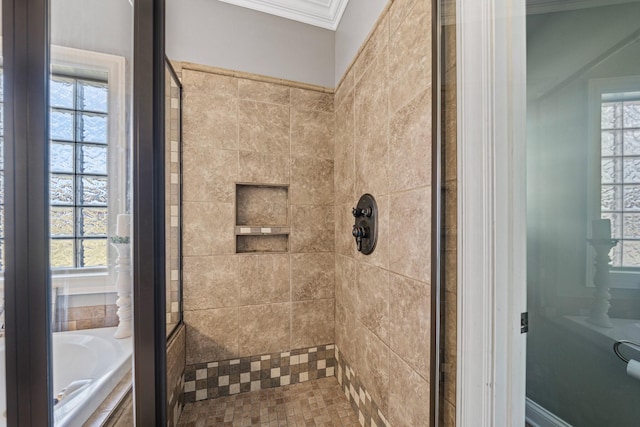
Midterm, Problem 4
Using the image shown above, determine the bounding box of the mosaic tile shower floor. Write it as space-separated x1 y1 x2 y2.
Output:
177 377 361 427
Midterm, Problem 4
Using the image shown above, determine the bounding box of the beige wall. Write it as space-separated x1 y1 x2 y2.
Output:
333 0 434 424
181 65 336 365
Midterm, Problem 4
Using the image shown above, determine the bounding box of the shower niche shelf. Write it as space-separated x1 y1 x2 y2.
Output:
235 183 289 253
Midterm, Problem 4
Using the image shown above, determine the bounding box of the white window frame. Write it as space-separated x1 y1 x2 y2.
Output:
587 76 640 290
0 43 127 296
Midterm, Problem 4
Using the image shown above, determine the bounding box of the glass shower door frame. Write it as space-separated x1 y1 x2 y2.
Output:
2 0 168 424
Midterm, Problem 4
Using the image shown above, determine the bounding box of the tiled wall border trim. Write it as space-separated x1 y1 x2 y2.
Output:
179 61 334 94
183 344 336 403
335 345 391 427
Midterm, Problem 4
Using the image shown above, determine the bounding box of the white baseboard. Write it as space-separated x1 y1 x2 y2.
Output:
525 398 573 427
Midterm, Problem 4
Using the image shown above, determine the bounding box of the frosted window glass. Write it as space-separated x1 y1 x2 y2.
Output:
50 110 74 141
622 241 640 267
79 176 108 206
79 207 108 236
50 78 74 109
601 185 621 211
80 144 107 175
623 158 640 183
50 207 74 237
623 213 640 238
78 113 107 143
50 142 74 173
623 185 640 211
78 81 108 113
50 239 74 268
624 101 640 128
624 130 640 155
600 131 624 156
80 239 107 267
50 174 74 205
602 102 623 129
601 158 622 184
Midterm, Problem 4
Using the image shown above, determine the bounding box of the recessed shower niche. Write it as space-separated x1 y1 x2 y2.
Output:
235 183 290 253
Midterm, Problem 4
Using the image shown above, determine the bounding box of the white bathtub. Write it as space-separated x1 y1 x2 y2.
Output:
565 316 640 356
0 327 132 427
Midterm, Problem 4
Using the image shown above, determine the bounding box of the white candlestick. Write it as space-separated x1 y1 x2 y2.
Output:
592 219 611 241
117 214 130 237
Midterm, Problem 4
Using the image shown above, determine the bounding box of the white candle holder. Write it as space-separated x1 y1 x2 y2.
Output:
111 240 132 339
587 238 618 328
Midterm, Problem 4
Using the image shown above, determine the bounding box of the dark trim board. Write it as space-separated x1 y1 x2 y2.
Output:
133 0 167 424
3 0 53 424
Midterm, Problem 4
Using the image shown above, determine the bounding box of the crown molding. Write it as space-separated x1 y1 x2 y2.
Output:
217 0 349 30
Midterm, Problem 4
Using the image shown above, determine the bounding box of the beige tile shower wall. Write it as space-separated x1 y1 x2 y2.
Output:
180 66 336 366
334 0 433 424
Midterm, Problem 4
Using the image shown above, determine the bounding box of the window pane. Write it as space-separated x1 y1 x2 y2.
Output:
50 109 74 141
79 207 108 236
0 104 3 136
622 240 640 267
623 158 640 183
623 185 640 211
50 78 75 109
50 174 74 205
78 81 108 113
50 142 74 173
624 101 640 128
623 213 640 238
80 144 107 175
624 130 640 155
79 176 108 206
0 138 4 170
601 158 622 183
601 185 622 211
0 175 3 205
80 238 107 267
602 102 623 129
600 131 624 156
51 207 74 237
78 113 107 143
51 239 75 268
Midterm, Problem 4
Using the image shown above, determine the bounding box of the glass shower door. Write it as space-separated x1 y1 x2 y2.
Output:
526 1 640 425
49 0 134 424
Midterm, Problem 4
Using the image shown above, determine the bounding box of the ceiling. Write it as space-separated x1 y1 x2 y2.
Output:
217 0 350 30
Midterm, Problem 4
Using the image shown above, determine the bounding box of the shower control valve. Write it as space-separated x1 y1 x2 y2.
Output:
351 194 378 255
352 206 372 218
352 225 367 252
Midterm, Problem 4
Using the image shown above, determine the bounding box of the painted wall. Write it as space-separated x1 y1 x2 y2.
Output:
334 0 388 85
51 0 133 58
166 0 335 88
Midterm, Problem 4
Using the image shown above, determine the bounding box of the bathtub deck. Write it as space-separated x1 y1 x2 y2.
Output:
177 377 360 427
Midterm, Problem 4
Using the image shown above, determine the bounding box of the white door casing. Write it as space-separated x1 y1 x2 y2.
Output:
456 0 527 425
